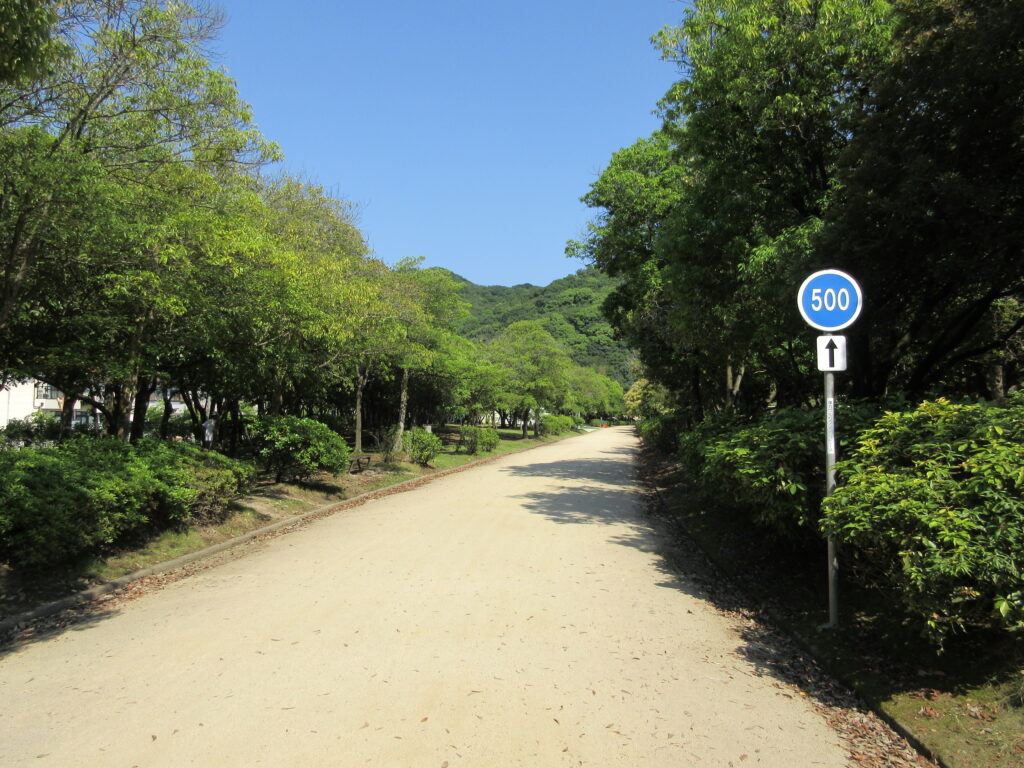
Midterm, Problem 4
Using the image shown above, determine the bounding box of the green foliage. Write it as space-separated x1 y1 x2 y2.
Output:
539 414 575 436
821 397 1024 645
623 378 671 420
377 425 400 463
250 416 351 482
458 266 634 387
699 408 824 536
821 0 1024 396
698 404 880 536
459 425 500 455
0 0 58 84
403 428 442 466
143 406 194 440
636 412 690 455
0 410 60 447
0 438 250 570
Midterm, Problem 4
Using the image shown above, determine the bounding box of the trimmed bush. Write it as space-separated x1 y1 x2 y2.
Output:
670 404 878 538
0 411 61 447
404 428 443 466
539 414 574 436
460 425 500 455
0 437 252 571
821 397 1024 645
250 415 351 482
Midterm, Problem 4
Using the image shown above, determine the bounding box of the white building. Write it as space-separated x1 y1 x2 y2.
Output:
1 380 190 430
0 380 66 428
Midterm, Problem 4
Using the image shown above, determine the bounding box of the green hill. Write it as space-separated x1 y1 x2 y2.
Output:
454 265 635 387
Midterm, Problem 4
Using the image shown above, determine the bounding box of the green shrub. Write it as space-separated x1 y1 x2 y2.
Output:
699 408 822 535
821 397 1024 645
250 415 351 482
0 437 252 571
478 426 500 453
685 404 879 538
636 412 689 454
404 427 442 466
539 414 574 436
0 411 61 447
134 439 254 524
460 425 500 455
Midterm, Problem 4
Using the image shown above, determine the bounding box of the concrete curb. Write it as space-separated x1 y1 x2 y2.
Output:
0 430 587 638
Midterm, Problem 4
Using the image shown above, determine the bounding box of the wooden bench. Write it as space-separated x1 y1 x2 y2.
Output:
348 453 371 473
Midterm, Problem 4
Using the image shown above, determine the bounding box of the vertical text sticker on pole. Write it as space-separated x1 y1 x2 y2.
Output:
797 269 863 332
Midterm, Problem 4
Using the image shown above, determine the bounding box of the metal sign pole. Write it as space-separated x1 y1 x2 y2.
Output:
798 269 861 630
824 368 838 628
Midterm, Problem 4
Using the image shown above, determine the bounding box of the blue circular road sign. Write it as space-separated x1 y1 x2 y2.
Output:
797 269 863 331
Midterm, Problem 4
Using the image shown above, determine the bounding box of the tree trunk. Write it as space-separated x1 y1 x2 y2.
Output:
391 367 410 455
180 388 206 443
354 365 369 453
59 395 77 439
521 409 529 438
987 361 1006 403
159 389 174 439
129 377 155 443
533 408 540 439
270 382 284 416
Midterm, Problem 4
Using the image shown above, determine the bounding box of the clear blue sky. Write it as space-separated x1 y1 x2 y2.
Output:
212 0 683 287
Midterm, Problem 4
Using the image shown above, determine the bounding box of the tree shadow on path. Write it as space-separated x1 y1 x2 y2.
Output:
501 452 874 723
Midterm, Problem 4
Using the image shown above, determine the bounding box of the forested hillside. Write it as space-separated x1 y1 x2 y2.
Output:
456 266 634 387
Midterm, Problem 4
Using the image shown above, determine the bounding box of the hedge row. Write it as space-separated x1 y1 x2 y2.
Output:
540 414 575 436
0 438 253 570
644 395 1024 646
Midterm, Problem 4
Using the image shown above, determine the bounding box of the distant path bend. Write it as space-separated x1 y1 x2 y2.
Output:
0 426 846 767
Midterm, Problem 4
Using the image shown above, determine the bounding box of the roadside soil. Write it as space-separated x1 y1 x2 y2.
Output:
1 427 931 766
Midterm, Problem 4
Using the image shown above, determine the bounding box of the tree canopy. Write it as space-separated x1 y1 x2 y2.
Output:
578 0 1023 419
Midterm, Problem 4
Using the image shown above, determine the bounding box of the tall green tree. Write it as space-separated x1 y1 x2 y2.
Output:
653 0 895 412
0 0 275 346
489 321 572 437
820 0 1024 399
0 0 58 84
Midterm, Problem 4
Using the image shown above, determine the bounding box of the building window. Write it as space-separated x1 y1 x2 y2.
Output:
34 382 60 400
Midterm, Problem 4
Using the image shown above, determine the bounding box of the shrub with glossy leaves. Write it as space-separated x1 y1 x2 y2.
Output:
681 403 879 538
250 415 351 482
0 411 61 447
0 437 251 570
821 396 1024 645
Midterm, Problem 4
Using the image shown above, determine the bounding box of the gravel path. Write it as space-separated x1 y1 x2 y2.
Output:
0 427 883 766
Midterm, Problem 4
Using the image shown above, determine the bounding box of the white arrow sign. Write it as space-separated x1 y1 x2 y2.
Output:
817 335 847 372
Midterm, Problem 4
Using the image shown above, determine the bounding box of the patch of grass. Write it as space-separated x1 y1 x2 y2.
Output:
644 446 1024 768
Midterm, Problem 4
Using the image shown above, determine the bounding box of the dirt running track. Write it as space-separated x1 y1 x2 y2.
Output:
0 427 847 767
